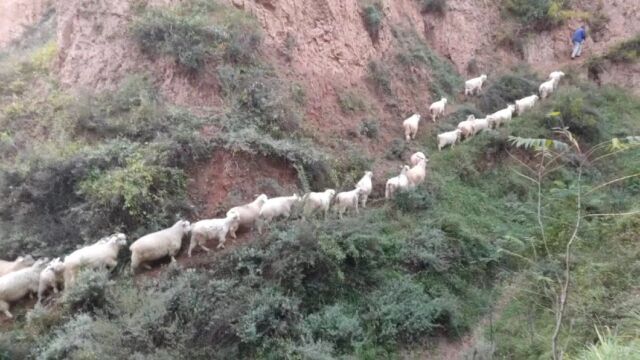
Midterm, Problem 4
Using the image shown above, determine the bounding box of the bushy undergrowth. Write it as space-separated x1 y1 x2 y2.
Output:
475 72 540 113
361 1 384 42
131 0 261 71
418 0 447 15
502 0 570 30
587 35 640 80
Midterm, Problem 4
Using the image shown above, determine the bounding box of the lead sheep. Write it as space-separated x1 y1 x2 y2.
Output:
410 152 427 166
355 171 373 208
406 158 428 188
487 104 516 128
465 74 487 96
437 129 462 151
334 188 365 219
429 98 447 122
130 221 190 273
402 114 422 141
303 189 336 219
515 95 539 115
385 165 410 199
0 258 48 318
37 258 65 304
0 255 35 277
227 194 268 238
188 211 240 257
258 194 302 234
549 71 565 89
64 233 127 286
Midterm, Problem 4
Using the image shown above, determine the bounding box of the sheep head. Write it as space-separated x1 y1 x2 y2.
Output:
255 194 268 206
508 104 516 112
175 220 191 234
109 233 127 247
33 258 50 271
227 210 240 221
480 74 487 81
325 189 336 197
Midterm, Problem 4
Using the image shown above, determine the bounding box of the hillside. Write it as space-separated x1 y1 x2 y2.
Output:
1 0 640 359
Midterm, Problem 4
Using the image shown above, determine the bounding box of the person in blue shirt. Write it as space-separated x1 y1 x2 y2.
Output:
571 25 587 59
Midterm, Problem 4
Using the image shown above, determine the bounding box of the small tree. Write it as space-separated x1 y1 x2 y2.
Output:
508 129 640 360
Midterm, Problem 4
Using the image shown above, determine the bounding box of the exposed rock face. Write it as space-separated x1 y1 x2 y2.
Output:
0 0 51 47
3 0 640 104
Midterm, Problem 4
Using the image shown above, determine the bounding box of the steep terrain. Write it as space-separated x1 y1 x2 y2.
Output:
1 0 640 359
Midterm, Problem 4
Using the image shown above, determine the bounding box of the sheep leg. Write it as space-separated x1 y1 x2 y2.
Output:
0 301 12 319
354 199 359 215
362 195 368 208
188 238 197 258
201 243 214 252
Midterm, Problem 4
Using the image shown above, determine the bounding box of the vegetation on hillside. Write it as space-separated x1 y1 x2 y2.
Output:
1 0 640 359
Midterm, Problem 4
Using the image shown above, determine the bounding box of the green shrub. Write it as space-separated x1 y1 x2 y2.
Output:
392 185 434 212
130 2 261 71
385 139 407 160
337 90 366 114
394 29 462 98
361 2 384 41
367 277 445 343
418 0 447 14
61 269 114 314
304 304 364 351
367 60 393 96
359 118 379 139
502 0 569 30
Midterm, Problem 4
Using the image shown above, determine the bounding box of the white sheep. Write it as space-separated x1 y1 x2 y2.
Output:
64 233 128 286
0 255 35 277
429 98 447 122
227 194 268 238
437 129 462 151
0 258 48 318
385 165 410 199
402 114 422 141
37 258 65 304
457 115 477 140
410 152 427 166
188 210 240 257
549 71 565 89
303 189 336 219
515 95 539 115
355 171 373 208
539 79 556 99
470 117 490 134
334 188 365 219
465 74 487 96
406 158 428 188
487 104 516 128
130 221 190 273
258 194 302 234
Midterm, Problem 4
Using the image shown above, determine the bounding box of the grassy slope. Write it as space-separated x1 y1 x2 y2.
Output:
1 2 640 360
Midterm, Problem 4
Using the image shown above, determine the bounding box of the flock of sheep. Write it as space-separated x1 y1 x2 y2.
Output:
0 70 567 320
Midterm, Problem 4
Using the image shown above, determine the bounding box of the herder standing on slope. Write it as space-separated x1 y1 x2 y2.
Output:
571 25 587 59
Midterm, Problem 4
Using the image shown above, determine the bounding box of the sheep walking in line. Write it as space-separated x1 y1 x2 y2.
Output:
457 115 477 140
465 74 487 96
549 71 565 89
130 221 190 273
429 98 447 122
37 258 65 304
0 255 35 277
227 194 268 238
0 258 49 318
355 171 373 208
188 210 240 257
303 189 336 219
515 95 539 116
487 105 516 128
437 129 462 151
258 194 302 234
385 165 410 199
470 117 489 134
63 233 128 287
539 79 556 99
410 152 427 166
406 158 428 189
403 114 422 141
334 188 365 219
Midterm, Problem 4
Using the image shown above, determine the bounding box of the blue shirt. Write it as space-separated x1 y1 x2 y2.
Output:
572 28 586 43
